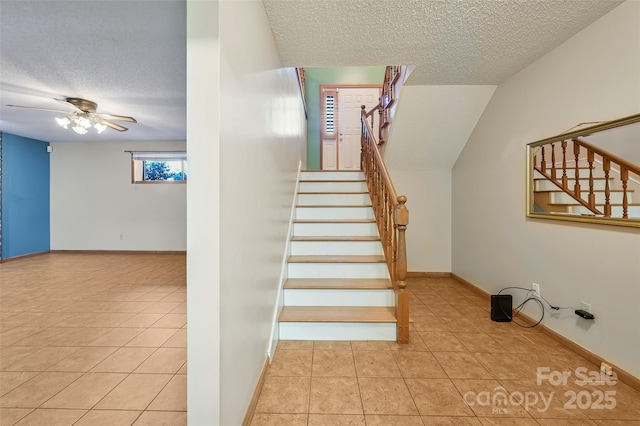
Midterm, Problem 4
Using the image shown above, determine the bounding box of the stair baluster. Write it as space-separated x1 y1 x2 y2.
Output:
573 140 581 197
561 140 568 189
588 149 596 208
621 167 629 218
603 158 612 217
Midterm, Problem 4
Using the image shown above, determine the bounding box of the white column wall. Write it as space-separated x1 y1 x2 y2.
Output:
50 140 186 251
452 1 640 378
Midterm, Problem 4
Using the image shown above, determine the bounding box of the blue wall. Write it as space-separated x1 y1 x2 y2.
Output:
1 133 50 259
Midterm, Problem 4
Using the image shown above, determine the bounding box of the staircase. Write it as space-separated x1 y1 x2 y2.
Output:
278 170 397 341
533 167 640 218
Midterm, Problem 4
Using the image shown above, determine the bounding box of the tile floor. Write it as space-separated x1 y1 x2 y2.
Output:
2 255 639 426
252 277 640 426
0 253 186 426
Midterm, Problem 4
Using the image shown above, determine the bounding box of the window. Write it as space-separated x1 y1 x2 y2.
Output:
129 151 187 184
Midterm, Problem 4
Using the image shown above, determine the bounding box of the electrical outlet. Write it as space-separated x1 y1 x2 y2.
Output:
581 301 591 313
600 362 614 376
532 283 541 297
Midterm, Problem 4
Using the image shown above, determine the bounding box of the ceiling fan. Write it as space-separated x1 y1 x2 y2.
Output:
6 97 137 134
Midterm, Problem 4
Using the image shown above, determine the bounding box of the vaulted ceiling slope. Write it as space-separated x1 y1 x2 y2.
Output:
0 1 186 143
263 0 622 85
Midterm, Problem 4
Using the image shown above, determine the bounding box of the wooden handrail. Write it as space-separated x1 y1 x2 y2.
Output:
360 104 410 343
573 138 640 176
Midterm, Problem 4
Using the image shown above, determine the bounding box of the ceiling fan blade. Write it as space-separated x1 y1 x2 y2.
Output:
97 113 137 123
6 104 69 114
54 98 84 112
100 119 128 132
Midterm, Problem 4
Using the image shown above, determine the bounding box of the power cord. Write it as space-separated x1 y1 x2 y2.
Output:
497 286 573 328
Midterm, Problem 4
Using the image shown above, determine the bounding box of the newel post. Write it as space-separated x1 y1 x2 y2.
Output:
395 195 409 343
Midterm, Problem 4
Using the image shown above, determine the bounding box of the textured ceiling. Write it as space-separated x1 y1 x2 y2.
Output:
0 1 185 143
263 0 623 85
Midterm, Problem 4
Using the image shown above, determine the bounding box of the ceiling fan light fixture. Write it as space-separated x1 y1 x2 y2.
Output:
94 122 107 134
72 125 88 135
74 116 92 129
55 116 71 129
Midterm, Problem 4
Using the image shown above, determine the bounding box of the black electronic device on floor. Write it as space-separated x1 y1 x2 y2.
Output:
491 294 513 322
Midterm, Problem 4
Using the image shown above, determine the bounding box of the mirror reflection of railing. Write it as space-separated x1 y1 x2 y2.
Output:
527 114 640 228
361 104 410 343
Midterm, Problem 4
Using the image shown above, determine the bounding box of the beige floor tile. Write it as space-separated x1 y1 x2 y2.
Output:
0 408 33 425
405 378 474 417
147 375 186 411
125 329 177 347
421 416 482 425
177 362 186 375
162 329 186 348
151 314 187 328
0 372 39 397
473 353 535 380
477 418 540 425
13 408 87 425
134 293 169 302
41 372 127 409
94 374 173 410
536 420 598 425
0 347 37 370
313 341 352 351
277 340 313 350
142 302 181 314
0 328 42 346
351 341 391 351
268 349 313 377
432 352 493 379
250 413 308 425
161 292 186 302
48 347 119 372
454 332 505 353
132 410 186 425
0 372 82 408
419 332 467 352
312 350 356 377
134 348 186 374
119 313 165 328
309 377 362 414
393 351 448 379
307 414 366 425
169 303 186 314
74 410 142 426
358 377 419 415
452 379 533 418
365 415 425 425
91 347 157 373
87 328 145 346
255 376 311 414
353 350 401 377
387 334 429 352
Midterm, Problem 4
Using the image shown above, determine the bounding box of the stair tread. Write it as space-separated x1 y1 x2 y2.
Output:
294 219 375 224
288 255 386 263
285 278 392 290
535 189 634 193
298 191 369 194
302 170 363 172
291 236 380 242
279 306 396 323
296 205 373 208
300 180 366 183
549 202 640 207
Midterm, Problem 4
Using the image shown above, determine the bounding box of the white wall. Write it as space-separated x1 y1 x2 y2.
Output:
384 85 495 272
453 1 640 378
187 0 307 424
186 1 220 424
50 140 186 251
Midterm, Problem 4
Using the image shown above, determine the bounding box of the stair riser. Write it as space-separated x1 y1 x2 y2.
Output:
290 241 383 256
284 289 394 307
568 205 640 217
299 181 368 193
301 171 365 181
535 179 612 191
549 191 631 205
296 207 374 220
288 263 389 279
279 322 396 341
542 168 625 179
297 193 371 206
293 222 379 237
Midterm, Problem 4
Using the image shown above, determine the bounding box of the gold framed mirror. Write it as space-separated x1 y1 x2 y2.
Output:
526 113 640 228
